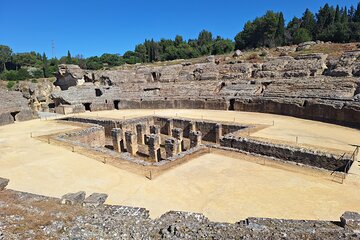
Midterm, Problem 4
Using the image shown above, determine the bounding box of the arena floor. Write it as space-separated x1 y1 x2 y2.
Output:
0 109 359 223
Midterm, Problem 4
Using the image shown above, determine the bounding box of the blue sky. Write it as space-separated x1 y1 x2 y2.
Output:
1 0 359 57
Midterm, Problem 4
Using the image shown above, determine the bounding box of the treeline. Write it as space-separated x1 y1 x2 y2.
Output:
1 2 360 82
84 31 234 69
0 30 234 82
235 3 360 49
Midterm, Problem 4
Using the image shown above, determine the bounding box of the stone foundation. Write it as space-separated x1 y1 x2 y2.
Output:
125 131 138 156
189 131 202 148
111 128 124 152
147 134 161 162
220 135 352 172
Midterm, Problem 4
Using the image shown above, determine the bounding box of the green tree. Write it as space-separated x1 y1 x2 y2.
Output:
235 11 281 49
293 28 312 44
197 30 213 46
334 5 342 23
100 53 124 66
42 53 49 78
86 56 102 70
0 45 13 72
134 44 147 62
275 12 285 46
175 35 184 46
211 38 234 55
301 9 316 37
123 51 142 64
66 50 72 64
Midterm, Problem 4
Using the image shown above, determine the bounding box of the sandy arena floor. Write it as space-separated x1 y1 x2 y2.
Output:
0 110 360 223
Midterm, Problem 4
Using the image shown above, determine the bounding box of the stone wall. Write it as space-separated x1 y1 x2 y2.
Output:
0 89 37 126
220 135 352 172
65 116 154 137
154 116 245 142
233 98 360 128
58 125 106 148
50 50 360 129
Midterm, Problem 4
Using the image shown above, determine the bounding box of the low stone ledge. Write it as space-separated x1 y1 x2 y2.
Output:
340 212 360 231
0 177 9 191
83 193 108 207
61 191 86 205
220 135 351 172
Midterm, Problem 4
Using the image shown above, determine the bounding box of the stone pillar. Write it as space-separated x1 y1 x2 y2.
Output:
189 130 202 148
125 131 138 156
111 128 124 152
189 121 196 132
166 119 174 135
150 125 161 145
165 138 179 159
150 125 160 134
136 124 147 144
148 134 161 162
215 124 222 144
172 128 184 152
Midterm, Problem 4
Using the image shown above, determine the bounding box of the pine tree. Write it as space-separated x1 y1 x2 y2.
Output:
342 7 349 23
42 53 49 78
354 3 360 22
334 5 341 23
301 9 316 38
66 50 72 64
275 12 285 46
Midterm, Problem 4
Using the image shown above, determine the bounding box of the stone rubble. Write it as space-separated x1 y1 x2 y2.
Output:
0 188 359 239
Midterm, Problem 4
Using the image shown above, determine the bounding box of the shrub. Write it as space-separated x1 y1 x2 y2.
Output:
7 80 15 89
247 53 261 62
260 51 268 57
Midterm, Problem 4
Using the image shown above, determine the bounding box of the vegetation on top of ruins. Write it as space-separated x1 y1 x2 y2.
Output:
1 2 360 83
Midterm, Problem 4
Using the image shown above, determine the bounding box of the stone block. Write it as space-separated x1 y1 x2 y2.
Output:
136 124 147 144
148 134 161 162
150 125 161 135
215 124 222 144
111 128 124 152
61 191 86 205
172 128 184 151
340 211 360 231
0 112 14 126
83 193 108 207
166 119 174 135
189 121 196 132
165 138 180 158
125 131 138 156
0 177 9 191
189 131 202 148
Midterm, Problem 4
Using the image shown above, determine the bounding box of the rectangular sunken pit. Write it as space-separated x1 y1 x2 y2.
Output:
39 115 353 180
45 116 248 178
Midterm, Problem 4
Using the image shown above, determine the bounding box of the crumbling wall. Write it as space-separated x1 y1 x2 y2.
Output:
232 98 360 128
154 117 245 142
220 135 351 172
58 125 105 147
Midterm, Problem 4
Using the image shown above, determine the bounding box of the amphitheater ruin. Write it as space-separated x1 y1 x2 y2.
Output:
1 43 360 238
